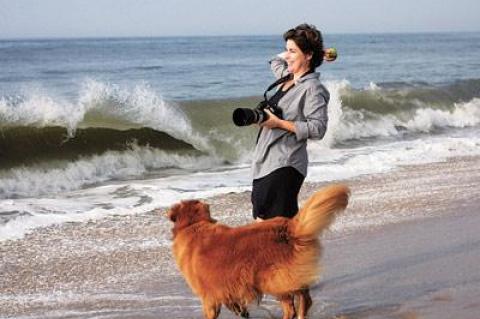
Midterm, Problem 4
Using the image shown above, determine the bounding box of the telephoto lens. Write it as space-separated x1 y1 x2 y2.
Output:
232 108 264 126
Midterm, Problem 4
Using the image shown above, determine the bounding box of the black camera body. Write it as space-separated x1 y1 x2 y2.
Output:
232 73 291 127
232 100 283 127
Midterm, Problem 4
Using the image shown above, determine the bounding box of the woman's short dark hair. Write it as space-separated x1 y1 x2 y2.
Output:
283 24 324 70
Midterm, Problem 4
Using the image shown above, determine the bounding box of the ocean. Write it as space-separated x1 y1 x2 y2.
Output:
1 32 480 241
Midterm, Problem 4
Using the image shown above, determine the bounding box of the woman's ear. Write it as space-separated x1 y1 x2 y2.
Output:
306 52 313 62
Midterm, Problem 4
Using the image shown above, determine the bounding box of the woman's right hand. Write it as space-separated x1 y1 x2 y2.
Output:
277 51 288 60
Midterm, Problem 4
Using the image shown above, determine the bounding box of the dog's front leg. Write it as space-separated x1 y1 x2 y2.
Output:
202 299 221 319
278 294 296 319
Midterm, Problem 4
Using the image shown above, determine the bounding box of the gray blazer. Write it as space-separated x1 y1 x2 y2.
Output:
252 56 329 179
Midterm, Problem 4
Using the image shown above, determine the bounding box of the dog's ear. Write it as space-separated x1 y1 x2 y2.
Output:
168 210 177 222
167 202 190 238
196 202 217 223
167 203 180 223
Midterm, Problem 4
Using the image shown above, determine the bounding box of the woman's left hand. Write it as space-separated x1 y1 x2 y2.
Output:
260 109 282 129
260 109 297 134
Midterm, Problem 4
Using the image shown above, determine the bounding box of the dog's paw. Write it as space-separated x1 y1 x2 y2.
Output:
226 303 249 318
240 308 249 318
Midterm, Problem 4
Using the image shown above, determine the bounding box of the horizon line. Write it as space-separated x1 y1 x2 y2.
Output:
1 30 479 41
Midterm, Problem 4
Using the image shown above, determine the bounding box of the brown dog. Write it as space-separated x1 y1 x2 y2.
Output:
167 184 349 319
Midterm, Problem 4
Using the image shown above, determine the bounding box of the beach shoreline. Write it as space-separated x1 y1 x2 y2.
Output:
1 155 479 318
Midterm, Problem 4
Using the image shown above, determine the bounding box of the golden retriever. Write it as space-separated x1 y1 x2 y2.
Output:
166 184 349 319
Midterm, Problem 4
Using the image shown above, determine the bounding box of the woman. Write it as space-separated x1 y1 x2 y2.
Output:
252 23 330 221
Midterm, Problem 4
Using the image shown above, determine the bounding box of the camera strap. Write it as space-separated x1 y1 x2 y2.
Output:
255 74 293 145
262 69 313 101
263 74 293 101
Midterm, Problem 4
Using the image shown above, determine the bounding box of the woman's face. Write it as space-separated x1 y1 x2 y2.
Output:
285 39 312 75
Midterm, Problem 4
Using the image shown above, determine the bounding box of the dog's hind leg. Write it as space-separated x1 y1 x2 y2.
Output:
278 294 296 319
295 288 312 319
202 299 221 319
225 302 249 318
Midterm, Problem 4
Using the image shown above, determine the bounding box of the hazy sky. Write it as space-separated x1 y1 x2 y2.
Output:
1 0 479 39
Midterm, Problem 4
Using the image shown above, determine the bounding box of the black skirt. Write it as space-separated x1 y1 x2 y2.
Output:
251 166 305 220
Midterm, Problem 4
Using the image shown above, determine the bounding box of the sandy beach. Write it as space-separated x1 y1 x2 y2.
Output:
1 155 479 319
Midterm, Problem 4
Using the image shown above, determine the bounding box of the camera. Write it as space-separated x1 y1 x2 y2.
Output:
232 100 283 126
232 74 291 127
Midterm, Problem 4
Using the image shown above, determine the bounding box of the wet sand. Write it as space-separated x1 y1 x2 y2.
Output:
1 155 479 318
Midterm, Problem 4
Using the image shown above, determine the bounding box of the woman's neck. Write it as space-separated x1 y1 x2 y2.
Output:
293 68 311 81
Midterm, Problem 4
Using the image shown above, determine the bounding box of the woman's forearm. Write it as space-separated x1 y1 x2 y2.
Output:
278 119 296 134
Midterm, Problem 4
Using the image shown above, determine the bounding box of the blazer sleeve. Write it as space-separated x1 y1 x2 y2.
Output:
294 85 329 141
269 55 289 80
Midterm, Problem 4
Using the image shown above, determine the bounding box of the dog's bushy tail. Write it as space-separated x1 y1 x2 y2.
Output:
292 184 350 240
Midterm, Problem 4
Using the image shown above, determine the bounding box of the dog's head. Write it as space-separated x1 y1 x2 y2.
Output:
167 200 216 237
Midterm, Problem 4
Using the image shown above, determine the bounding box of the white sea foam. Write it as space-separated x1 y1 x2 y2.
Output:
307 135 480 182
322 80 402 144
323 81 480 143
318 80 347 148
366 81 381 91
405 98 480 131
0 144 222 199
0 91 84 136
0 169 251 241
